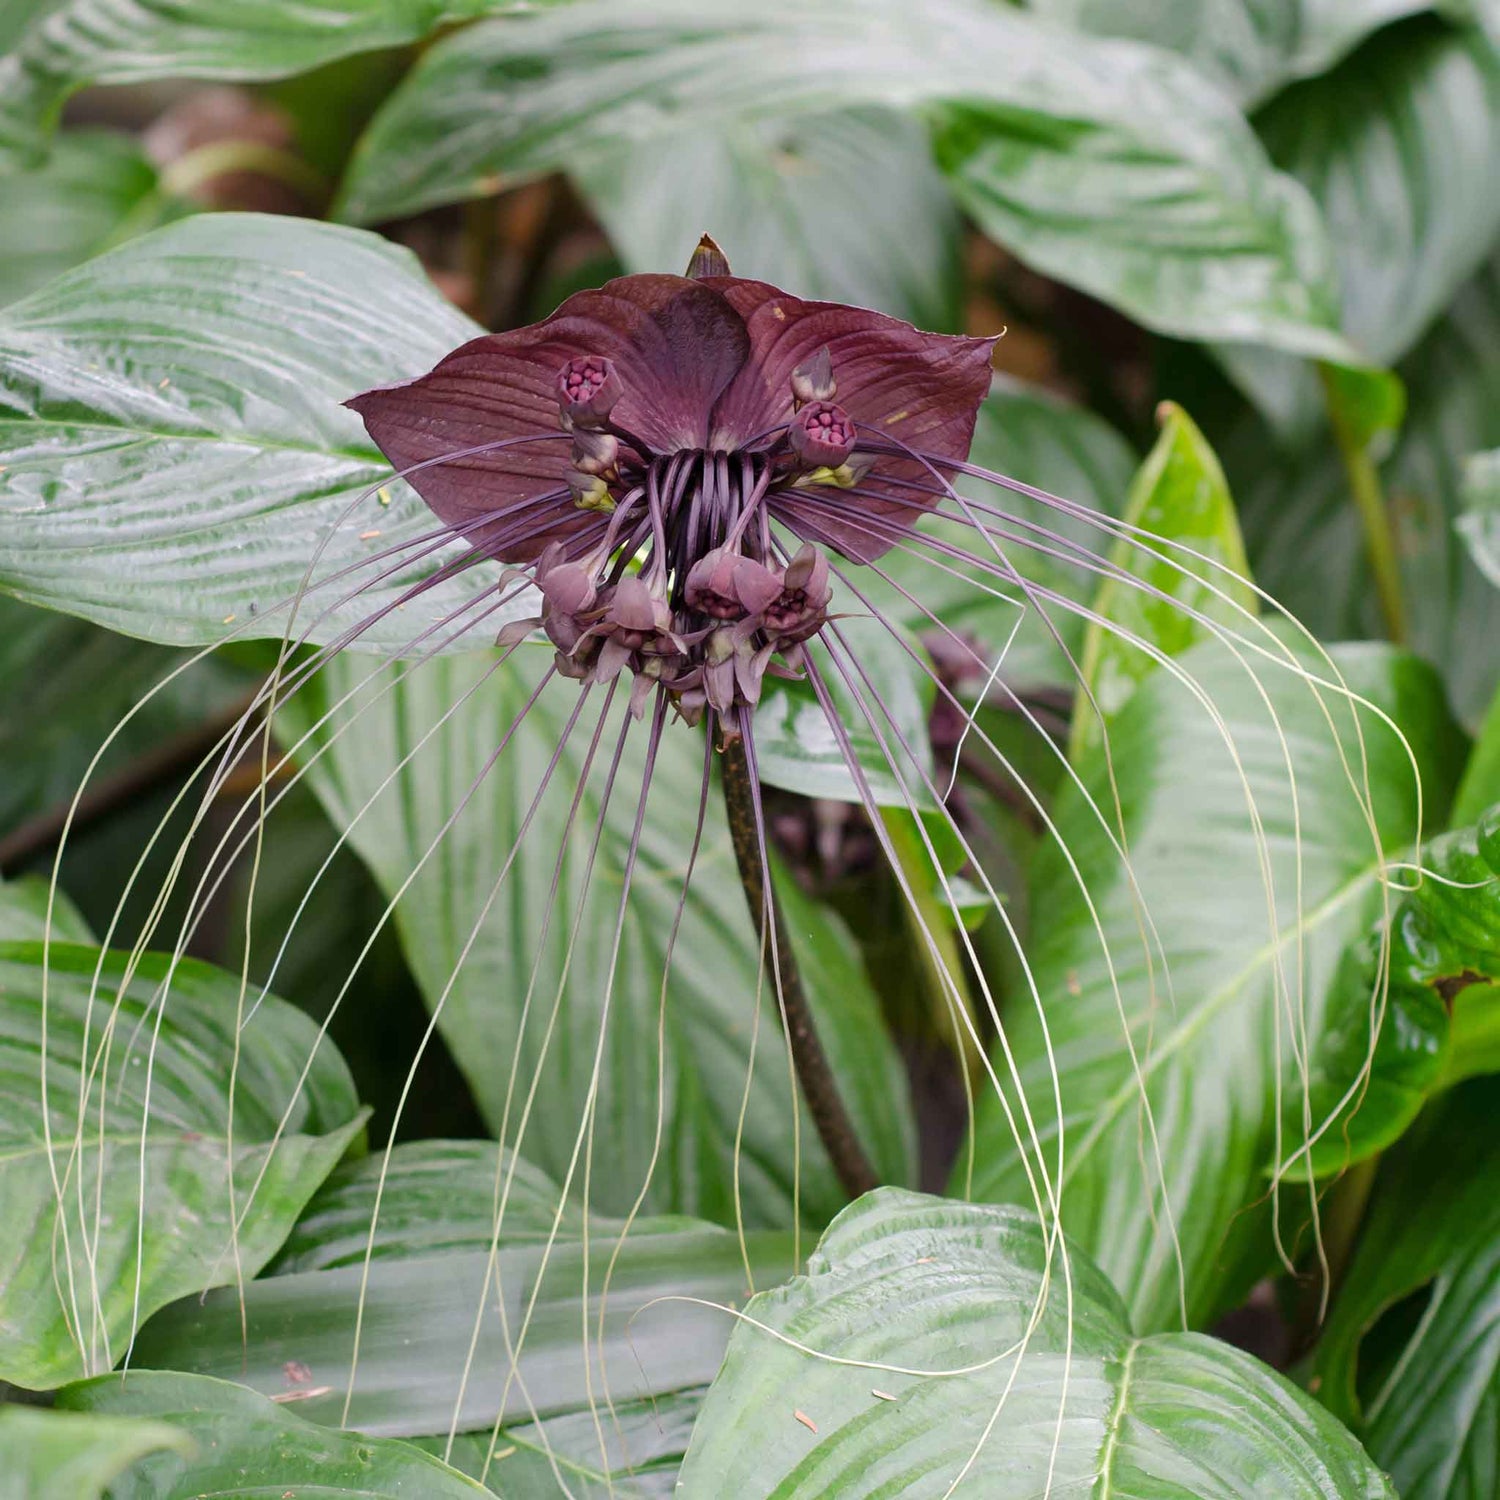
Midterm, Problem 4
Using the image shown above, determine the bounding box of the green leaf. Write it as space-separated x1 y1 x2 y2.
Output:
279 649 915 1229
1310 1078 1500 1496
578 106 962 332
0 1 539 173
1216 19 1500 439
336 0 1352 361
0 876 93 944
55 1370 490 1497
201 1139 780 1492
133 1209 792 1468
0 130 185 309
0 936 365 1387
753 619 935 808
1297 805 1500 1173
1261 19 1500 370
1031 0 1440 108
1070 402 1257 761
1237 253 1500 726
960 639 1466 1329
0 1404 191 1500
0 212 505 651
0 595 249 844
1454 674 1500 824
1461 445 1500 590
679 1189 1394 1498
268 1138 604 1272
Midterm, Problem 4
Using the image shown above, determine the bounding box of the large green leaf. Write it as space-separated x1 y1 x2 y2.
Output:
1462 445 1500 588
960 639 1465 1329
1031 0 1440 108
678 1189 1394 1497
134 1161 792 1487
268 1138 600 1272
0 922 365 1387
578 107 962 332
0 213 502 651
336 0 1352 361
0 595 248 845
237 1139 783 1493
1237 253 1500 726
0 1 541 172
1071 401 1257 760
1268 20 1500 364
1298 804 1500 1173
56 1371 490 1497
1217 18 1500 439
1310 1078 1500 1497
0 130 184 309
0 1403 191 1500
279 649 915 1230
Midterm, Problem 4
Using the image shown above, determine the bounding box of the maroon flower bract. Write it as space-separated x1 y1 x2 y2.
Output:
346 253 993 733
347 269 992 563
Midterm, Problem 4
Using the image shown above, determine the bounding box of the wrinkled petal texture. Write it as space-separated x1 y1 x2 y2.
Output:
706 277 995 561
347 274 749 560
348 271 992 565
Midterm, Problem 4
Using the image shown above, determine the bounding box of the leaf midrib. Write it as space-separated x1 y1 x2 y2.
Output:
1095 1337 1138 1498
1060 856 1381 1177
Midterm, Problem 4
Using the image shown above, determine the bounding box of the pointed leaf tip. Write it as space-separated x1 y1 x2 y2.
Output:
687 234 731 279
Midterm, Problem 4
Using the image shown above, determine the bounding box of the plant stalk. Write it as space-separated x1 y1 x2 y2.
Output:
1319 364 1407 645
719 735 879 1201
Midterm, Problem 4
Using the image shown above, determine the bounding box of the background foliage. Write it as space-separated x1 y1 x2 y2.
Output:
2 1 1500 1495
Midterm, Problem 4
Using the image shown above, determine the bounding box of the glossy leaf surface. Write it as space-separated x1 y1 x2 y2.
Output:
1071 402 1257 759
0 901 364 1387
57 1371 491 1497
961 640 1464 1328
1311 1079 1500 1498
280 650 915 1230
337 0 1352 360
579 107 962 333
679 1190 1395 1497
0 214 498 650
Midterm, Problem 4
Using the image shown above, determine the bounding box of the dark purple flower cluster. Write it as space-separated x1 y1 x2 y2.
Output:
347 239 994 741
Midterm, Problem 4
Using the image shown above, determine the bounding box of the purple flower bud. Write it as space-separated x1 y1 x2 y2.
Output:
763 543 832 646
788 401 856 469
537 562 597 619
790 347 836 407
567 470 615 512
686 233 732 281
684 546 783 620
605 575 664 639
557 355 622 429
570 428 619 477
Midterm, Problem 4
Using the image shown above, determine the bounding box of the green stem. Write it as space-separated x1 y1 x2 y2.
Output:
879 807 983 1082
719 737 878 1200
1319 363 1407 645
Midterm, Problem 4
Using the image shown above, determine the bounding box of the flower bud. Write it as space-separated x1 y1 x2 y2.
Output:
570 427 619 477
567 470 615 512
788 401 856 469
557 355 622 429
790 347 836 407
684 546 783 620
764 544 832 646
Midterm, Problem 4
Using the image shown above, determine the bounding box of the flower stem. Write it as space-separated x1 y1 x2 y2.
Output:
1319 363 1407 645
719 735 879 1200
